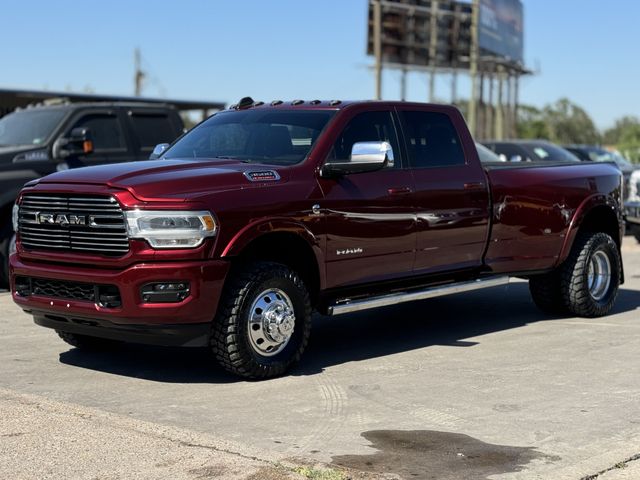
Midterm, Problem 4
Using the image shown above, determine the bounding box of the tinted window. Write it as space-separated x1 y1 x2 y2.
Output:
400 111 465 168
130 113 176 150
332 111 400 168
165 110 334 166
73 114 125 150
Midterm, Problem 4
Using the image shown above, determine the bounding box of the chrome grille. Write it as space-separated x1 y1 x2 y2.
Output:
19 194 129 256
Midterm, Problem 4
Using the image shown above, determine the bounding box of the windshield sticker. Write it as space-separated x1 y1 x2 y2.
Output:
533 147 549 159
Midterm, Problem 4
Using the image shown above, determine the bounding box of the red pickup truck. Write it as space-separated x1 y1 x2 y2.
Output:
10 99 624 379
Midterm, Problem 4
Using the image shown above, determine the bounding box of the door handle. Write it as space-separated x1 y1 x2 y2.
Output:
388 186 412 195
463 182 485 190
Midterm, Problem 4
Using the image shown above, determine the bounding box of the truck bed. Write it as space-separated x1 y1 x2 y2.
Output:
483 161 623 273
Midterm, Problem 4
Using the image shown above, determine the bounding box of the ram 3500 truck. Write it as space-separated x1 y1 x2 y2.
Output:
10 100 624 379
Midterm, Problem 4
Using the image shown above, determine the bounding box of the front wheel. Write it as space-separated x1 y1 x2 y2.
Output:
0 226 14 289
211 261 311 379
560 232 621 317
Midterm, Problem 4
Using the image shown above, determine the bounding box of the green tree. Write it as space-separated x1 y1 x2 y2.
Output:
542 98 600 144
603 116 640 144
604 116 640 162
517 104 550 139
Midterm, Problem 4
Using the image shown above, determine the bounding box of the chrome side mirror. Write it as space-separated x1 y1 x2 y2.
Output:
350 141 394 167
321 141 394 178
149 143 170 160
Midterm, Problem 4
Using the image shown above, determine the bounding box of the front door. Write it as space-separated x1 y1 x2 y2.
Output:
318 109 416 288
63 110 131 168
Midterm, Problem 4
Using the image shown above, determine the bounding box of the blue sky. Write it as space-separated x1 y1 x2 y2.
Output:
1 1 638 129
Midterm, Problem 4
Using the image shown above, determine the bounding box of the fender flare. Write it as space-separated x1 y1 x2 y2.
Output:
219 218 326 290
555 193 621 268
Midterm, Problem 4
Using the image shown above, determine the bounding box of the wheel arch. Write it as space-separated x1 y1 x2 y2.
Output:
557 196 623 281
220 221 324 304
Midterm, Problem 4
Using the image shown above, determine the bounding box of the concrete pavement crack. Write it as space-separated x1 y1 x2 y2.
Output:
580 453 640 479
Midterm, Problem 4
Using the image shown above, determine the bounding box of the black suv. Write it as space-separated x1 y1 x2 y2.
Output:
0 102 184 285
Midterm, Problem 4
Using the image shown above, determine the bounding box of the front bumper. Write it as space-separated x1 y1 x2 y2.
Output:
10 255 230 347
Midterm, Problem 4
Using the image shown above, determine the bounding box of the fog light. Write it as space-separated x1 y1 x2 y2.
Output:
97 285 122 308
141 282 190 303
14 276 31 297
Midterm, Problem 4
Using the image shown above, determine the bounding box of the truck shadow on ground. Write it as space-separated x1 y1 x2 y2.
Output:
58 282 640 382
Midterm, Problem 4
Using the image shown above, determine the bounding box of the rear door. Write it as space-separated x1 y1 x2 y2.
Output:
125 108 183 159
318 109 416 288
397 106 490 275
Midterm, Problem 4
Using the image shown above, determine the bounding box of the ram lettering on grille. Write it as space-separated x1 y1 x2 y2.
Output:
18 194 130 256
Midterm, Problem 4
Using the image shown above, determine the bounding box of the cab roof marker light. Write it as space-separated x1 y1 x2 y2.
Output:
237 96 255 109
253 101 265 107
330 100 342 106
310 100 321 105
271 100 283 106
292 99 304 106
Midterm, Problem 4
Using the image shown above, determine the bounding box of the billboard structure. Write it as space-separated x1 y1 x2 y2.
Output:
478 0 524 63
367 0 529 139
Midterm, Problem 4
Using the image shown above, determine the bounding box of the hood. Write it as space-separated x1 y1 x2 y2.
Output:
37 158 289 202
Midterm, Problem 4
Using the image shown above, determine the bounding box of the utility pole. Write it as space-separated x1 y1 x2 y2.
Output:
468 0 480 137
496 65 504 140
373 0 383 100
428 0 439 102
134 48 145 96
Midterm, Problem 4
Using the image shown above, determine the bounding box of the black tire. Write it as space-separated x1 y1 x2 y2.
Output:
56 331 119 351
529 270 567 315
559 232 621 317
211 261 311 379
0 224 13 289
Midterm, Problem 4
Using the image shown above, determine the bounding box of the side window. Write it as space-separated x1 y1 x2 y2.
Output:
129 113 177 151
72 114 126 151
332 111 400 168
400 111 465 168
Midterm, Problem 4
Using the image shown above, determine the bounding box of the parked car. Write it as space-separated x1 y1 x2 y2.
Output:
0 102 184 285
476 142 505 163
10 99 624 379
625 169 640 242
482 140 581 163
563 145 639 233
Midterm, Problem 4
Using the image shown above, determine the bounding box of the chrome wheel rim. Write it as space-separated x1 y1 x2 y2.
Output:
247 288 295 357
587 250 611 301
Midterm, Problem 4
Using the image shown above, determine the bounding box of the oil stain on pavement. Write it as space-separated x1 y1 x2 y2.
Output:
332 430 556 479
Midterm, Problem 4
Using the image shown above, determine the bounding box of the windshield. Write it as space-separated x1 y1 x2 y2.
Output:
524 143 581 162
165 109 336 165
0 109 66 147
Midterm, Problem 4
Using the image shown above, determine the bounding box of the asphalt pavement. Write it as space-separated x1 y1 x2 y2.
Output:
1 239 640 480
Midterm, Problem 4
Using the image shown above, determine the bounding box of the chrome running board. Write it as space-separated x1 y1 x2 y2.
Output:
327 276 510 316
